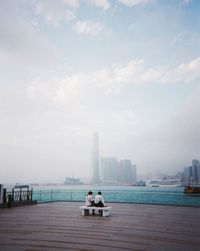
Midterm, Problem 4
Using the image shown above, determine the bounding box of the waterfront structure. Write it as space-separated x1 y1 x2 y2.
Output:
184 159 200 184
101 157 119 184
1 202 200 251
64 177 82 185
91 133 100 184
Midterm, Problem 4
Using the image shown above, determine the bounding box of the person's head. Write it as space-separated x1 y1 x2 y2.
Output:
88 191 93 195
98 191 101 195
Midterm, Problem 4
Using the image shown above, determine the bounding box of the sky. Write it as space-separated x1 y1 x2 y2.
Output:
1 0 200 183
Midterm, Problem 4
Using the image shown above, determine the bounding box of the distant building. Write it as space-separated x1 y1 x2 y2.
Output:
184 159 200 184
119 159 137 185
101 157 137 185
64 177 83 185
192 159 199 183
184 166 193 183
91 133 100 184
101 157 119 184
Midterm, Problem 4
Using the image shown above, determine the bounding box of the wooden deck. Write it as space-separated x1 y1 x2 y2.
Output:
0 202 200 251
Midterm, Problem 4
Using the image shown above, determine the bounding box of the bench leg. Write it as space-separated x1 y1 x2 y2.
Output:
102 210 110 217
82 209 89 216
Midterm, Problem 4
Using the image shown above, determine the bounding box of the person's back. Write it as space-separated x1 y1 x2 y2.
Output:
95 191 105 207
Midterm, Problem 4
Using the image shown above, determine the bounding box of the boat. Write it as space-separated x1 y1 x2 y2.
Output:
132 180 146 186
148 179 181 187
148 180 160 187
184 185 200 194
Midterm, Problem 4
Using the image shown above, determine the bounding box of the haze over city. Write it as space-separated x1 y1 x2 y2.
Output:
1 0 200 184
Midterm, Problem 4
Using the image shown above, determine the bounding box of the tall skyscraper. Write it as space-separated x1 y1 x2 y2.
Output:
91 133 100 184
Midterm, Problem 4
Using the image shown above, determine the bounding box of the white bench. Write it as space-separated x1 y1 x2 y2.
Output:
80 206 112 217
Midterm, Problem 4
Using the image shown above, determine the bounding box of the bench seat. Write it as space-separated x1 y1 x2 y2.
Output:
80 206 112 217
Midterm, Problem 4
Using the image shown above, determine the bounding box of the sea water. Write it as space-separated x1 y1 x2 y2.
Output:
32 185 200 207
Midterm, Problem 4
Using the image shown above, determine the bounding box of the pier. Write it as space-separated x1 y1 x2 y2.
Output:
0 202 200 250
0 185 36 208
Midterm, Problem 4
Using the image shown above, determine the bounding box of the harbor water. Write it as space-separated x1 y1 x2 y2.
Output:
32 185 200 207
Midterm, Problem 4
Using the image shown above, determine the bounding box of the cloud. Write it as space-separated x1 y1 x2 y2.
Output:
34 0 76 26
118 0 152 7
91 60 143 93
181 0 191 6
73 20 104 35
91 57 200 89
175 57 200 82
52 73 88 106
27 57 200 108
87 0 111 10
62 0 79 8
52 60 144 105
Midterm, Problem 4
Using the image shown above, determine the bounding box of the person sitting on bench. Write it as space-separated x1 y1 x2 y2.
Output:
95 191 105 207
85 191 95 206
85 191 95 214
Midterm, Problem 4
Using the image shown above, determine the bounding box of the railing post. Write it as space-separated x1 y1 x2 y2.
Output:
19 188 22 201
7 194 12 208
12 188 14 202
31 188 33 201
3 189 7 204
27 189 30 200
0 184 4 205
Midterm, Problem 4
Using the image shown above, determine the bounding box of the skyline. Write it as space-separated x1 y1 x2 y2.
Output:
1 0 200 183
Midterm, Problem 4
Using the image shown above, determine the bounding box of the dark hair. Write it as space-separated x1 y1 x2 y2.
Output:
98 191 101 195
88 191 93 195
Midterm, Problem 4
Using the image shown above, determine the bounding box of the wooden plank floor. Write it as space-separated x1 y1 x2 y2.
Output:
0 202 200 251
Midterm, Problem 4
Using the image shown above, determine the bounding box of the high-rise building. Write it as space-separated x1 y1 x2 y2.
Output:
184 159 200 184
184 166 192 183
91 133 100 184
101 157 137 185
192 159 199 183
119 159 137 184
101 157 119 184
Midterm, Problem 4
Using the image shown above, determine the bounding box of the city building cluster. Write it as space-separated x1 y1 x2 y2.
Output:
184 159 200 185
91 133 137 185
101 158 136 185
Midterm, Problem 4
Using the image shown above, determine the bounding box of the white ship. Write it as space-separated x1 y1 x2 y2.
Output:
148 179 181 187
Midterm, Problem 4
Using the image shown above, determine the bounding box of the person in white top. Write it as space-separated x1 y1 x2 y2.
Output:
85 191 95 206
95 191 105 207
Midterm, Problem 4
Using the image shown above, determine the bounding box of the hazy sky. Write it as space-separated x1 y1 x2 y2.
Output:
1 0 200 183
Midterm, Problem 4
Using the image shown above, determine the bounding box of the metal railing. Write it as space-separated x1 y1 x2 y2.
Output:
2 187 33 208
32 189 200 207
